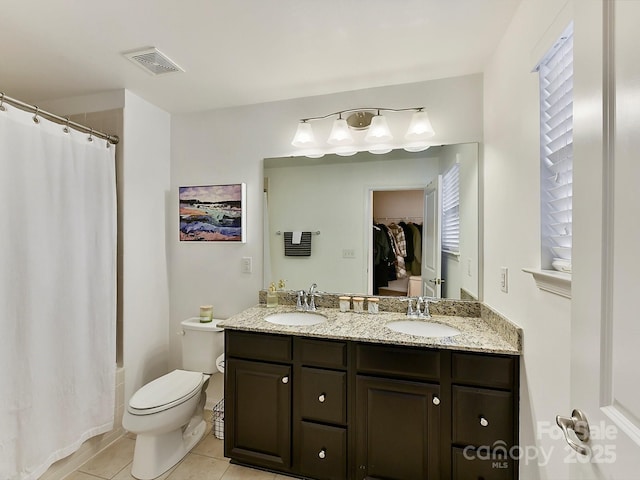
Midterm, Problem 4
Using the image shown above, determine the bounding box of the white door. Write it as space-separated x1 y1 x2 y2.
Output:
423 177 442 298
564 1 640 477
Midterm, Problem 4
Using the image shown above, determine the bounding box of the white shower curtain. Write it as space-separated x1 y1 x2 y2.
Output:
0 104 116 479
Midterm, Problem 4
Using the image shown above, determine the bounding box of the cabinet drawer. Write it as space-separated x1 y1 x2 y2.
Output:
300 367 346 425
356 343 439 381
300 422 347 480
295 337 347 370
452 352 515 390
226 330 292 363
452 447 515 480
453 386 514 448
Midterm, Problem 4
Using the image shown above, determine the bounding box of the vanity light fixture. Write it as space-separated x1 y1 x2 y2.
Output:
290 107 435 158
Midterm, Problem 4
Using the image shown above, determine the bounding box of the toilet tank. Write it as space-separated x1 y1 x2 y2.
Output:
180 318 224 374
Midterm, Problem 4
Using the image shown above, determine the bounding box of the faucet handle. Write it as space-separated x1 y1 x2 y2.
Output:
418 296 436 318
400 297 417 317
296 290 306 311
308 291 323 311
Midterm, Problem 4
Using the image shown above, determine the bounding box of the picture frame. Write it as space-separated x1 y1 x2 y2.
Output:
179 183 246 242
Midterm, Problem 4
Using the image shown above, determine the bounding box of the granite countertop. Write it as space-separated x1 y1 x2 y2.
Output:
217 304 521 355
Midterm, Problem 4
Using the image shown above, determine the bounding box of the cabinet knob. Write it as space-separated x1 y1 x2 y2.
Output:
318 393 326 403
281 376 289 384
432 395 440 406
318 448 326 459
480 416 489 427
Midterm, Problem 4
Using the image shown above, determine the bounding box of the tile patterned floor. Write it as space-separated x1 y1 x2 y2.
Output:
66 420 298 480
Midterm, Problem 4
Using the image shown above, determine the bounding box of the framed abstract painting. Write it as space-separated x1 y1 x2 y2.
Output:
179 183 246 242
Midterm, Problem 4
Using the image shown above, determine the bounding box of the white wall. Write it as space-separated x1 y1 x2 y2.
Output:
121 91 172 402
169 74 483 368
483 1 573 478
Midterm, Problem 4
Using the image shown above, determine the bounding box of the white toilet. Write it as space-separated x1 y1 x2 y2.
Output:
123 318 224 479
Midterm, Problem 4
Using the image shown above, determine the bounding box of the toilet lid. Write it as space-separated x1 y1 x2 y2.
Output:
128 370 204 414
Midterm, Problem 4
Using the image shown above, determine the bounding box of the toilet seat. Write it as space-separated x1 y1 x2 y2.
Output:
128 370 205 416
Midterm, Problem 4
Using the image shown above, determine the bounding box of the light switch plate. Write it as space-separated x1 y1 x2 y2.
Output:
241 256 252 273
500 267 508 293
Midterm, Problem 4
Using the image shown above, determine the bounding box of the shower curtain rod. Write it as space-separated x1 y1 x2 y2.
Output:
0 92 120 145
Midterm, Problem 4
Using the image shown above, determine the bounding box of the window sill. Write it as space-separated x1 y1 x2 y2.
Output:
522 268 572 299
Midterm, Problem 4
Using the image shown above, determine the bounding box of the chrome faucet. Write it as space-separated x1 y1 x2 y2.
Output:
402 296 438 318
296 284 321 311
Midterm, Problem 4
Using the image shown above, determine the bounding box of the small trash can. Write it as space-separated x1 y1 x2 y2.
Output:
212 398 224 440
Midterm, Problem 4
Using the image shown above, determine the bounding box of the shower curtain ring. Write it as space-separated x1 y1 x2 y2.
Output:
63 117 70 134
33 106 40 124
87 128 93 142
0 93 5 112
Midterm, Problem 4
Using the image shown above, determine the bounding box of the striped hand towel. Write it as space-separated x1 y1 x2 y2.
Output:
284 231 312 256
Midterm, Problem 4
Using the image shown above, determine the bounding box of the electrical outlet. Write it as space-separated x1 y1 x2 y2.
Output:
467 258 472 277
500 267 508 293
241 256 252 273
342 249 356 259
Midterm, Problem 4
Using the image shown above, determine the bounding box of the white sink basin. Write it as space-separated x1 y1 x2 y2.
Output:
265 311 327 326
386 320 461 338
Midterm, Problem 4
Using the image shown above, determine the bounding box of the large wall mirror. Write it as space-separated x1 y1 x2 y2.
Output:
263 143 480 300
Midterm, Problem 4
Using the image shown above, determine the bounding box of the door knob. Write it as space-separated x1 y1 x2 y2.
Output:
281 376 289 384
556 409 590 456
318 393 326 403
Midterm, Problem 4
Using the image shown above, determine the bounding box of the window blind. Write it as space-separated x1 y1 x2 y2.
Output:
441 162 460 254
539 27 573 273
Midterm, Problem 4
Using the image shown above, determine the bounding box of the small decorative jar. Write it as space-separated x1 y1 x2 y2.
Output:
199 305 213 323
339 296 351 312
352 297 365 313
367 297 379 314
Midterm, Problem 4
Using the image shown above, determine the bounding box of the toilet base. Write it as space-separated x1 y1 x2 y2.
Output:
130 419 207 479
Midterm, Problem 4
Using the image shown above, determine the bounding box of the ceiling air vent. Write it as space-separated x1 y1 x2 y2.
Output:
124 47 184 76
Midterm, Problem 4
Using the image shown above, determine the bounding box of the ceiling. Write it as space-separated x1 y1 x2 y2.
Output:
0 0 520 114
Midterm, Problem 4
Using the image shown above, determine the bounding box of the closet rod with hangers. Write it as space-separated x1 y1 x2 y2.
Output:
0 92 120 145
374 216 423 222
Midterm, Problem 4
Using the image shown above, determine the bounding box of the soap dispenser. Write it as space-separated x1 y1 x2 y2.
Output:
267 282 278 308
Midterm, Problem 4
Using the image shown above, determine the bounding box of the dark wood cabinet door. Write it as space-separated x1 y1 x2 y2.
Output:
225 358 292 470
355 375 440 480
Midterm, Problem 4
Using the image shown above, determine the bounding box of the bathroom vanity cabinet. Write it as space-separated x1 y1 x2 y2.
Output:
224 329 519 480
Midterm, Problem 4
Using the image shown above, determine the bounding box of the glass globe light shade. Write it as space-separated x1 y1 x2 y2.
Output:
365 115 393 143
327 118 354 146
291 122 317 148
405 110 435 140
